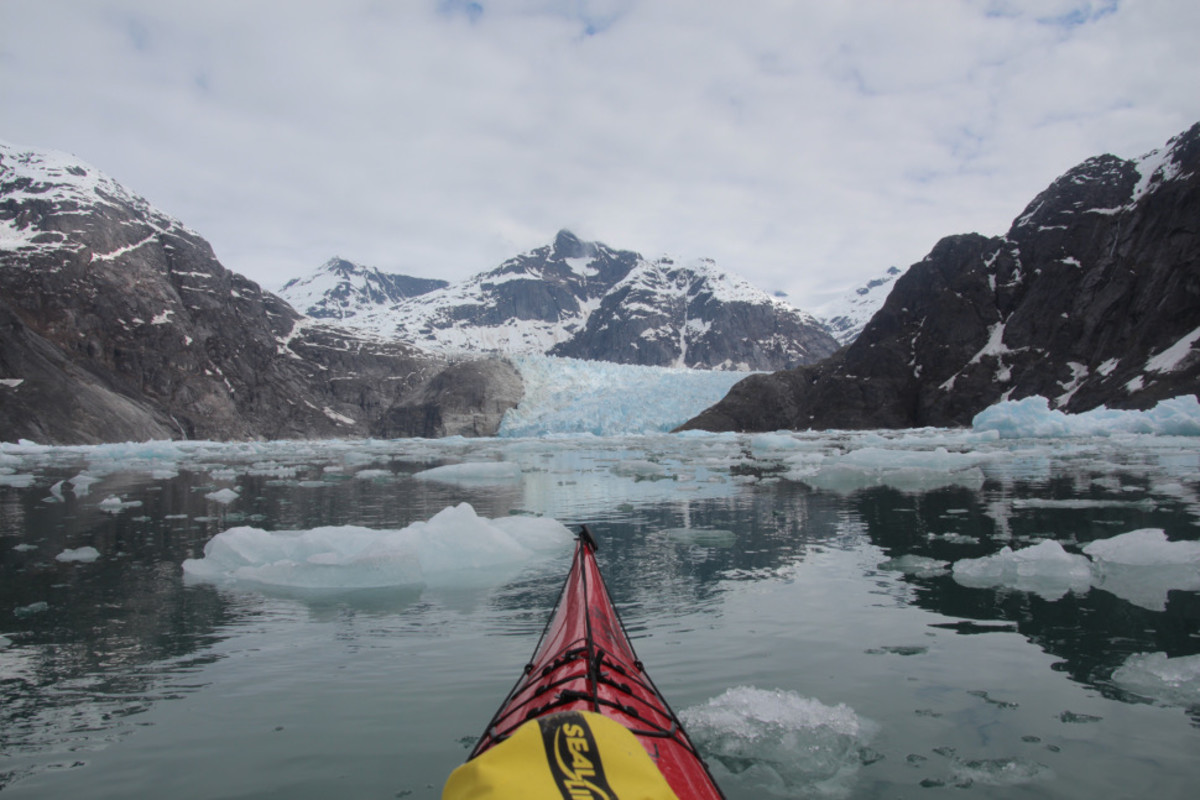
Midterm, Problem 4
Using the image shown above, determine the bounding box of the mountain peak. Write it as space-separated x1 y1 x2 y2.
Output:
278 257 447 319
551 229 591 259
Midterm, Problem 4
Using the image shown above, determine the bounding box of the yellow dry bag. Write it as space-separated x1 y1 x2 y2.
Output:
443 710 680 800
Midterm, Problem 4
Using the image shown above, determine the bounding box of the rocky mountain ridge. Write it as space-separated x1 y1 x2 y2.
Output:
0 140 520 444
680 122 1200 432
279 230 840 371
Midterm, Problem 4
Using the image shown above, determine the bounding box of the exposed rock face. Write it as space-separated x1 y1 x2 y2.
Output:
281 229 839 370
0 141 520 444
680 122 1200 433
370 357 524 438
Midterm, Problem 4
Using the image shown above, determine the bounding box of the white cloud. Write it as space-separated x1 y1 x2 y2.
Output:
1 0 1197 309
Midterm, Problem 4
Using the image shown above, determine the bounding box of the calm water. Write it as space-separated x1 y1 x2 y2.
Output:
1 431 1198 798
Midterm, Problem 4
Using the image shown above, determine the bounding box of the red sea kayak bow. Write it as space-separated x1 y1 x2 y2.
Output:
444 526 725 799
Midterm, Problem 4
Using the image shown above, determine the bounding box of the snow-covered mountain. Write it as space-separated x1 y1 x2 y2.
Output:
279 230 839 371
816 266 903 346
278 257 447 320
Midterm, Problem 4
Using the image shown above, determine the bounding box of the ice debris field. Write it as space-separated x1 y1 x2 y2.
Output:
5 369 1200 736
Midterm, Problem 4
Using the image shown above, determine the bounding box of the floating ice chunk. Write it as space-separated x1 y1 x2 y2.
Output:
1111 652 1200 708
879 555 949 576
69 473 101 496
98 495 142 513
1082 528 1200 565
44 480 65 503
663 528 737 548
13 601 49 617
680 686 876 798
12 543 38 552
948 757 1053 787
353 469 392 480
972 395 1200 438
1082 529 1200 610
181 503 572 590
56 546 101 563
748 433 809 453
205 488 240 504
610 459 670 479
412 462 523 485
785 446 989 494
952 540 1092 600
0 472 35 488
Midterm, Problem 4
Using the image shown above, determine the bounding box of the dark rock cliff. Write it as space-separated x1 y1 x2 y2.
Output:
679 122 1200 432
0 142 520 444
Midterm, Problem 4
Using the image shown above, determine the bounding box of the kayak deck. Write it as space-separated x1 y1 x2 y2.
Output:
467 527 724 799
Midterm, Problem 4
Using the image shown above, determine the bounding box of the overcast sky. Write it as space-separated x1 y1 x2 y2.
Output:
3 1 1198 309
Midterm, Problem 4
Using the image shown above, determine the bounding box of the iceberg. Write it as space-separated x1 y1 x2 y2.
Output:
952 540 1093 600
205 488 240 504
181 503 573 590
951 529 1200 609
1082 529 1200 610
972 395 1200 438
412 462 523 485
1111 652 1200 708
55 546 101 563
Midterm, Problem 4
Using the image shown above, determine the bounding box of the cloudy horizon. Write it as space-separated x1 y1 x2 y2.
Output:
3 0 1198 310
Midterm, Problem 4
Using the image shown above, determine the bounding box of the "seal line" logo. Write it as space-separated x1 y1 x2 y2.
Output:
539 712 620 800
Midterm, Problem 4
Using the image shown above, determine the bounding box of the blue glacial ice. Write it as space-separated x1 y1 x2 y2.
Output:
972 395 1200 438
498 355 752 436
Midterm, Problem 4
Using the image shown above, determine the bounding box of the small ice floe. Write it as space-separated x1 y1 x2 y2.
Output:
0 472 36 488
353 469 392 480
663 527 737 548
1083 528 1200 611
951 540 1092 600
680 686 878 798
69 473 101 496
98 495 142 513
878 555 950 577
1111 652 1200 709
181 503 572 590
13 601 49 618
43 480 66 503
412 462 523 485
12 543 38 553
205 488 240 505
55 546 101 563
936 757 1053 788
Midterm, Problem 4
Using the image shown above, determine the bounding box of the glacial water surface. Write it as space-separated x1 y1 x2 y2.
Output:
1 430 1198 798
